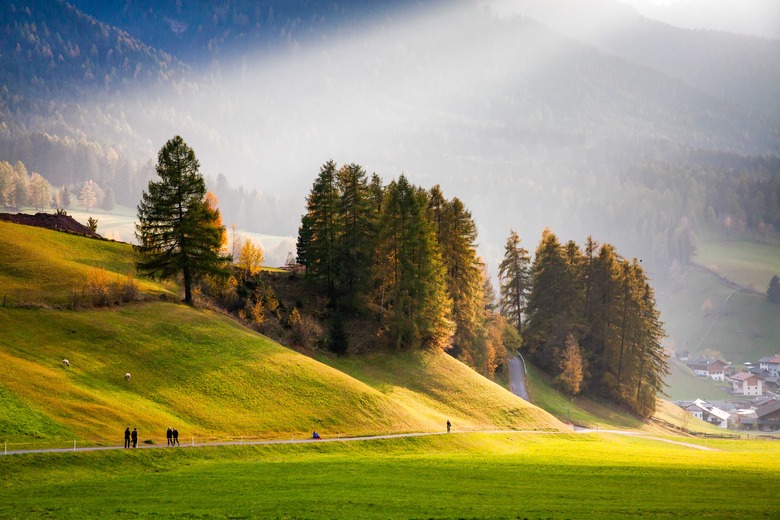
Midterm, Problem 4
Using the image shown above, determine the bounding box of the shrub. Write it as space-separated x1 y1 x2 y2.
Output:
84 268 113 306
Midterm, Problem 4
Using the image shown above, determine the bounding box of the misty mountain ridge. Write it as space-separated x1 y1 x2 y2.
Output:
1 0 778 280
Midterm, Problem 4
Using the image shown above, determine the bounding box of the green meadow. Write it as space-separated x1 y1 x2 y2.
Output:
1 433 778 519
2 220 778 519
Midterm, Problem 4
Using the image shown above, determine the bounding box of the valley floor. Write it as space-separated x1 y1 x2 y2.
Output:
1 432 777 519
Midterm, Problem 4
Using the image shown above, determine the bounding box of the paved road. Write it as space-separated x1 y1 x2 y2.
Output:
508 354 530 401
2 427 717 456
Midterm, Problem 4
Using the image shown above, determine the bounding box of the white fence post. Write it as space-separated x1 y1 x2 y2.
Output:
73 440 76 451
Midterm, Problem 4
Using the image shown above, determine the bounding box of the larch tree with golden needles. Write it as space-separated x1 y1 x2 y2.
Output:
237 238 264 277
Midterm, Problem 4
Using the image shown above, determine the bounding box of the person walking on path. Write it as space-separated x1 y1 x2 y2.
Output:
166 427 173 446
446 420 451 433
124 427 131 448
131 427 138 448
172 428 179 446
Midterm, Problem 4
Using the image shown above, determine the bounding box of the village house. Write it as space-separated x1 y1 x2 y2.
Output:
739 398 780 431
680 399 731 428
729 372 764 396
758 353 780 377
687 357 729 381
749 367 778 391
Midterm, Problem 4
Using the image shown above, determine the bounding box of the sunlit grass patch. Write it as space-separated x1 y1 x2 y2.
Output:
1 433 777 519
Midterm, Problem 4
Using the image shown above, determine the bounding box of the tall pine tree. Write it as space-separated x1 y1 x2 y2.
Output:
498 229 531 333
135 136 230 305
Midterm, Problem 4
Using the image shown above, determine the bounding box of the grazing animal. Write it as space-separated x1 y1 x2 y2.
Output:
125 372 131 381
62 359 70 367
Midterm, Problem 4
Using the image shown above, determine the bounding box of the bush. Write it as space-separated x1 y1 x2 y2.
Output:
84 268 112 306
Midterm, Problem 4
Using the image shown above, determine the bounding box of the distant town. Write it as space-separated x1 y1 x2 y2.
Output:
675 352 780 431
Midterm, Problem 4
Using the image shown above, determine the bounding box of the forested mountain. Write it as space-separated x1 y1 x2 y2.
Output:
0 0 778 284
512 0 780 117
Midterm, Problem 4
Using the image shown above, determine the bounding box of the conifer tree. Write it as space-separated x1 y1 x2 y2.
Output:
374 176 452 349
135 135 230 305
768 275 780 303
556 334 583 395
79 180 97 210
302 160 339 293
498 229 531 333
437 196 483 351
27 172 51 210
296 214 313 270
335 163 375 310
523 229 582 371
237 238 264 278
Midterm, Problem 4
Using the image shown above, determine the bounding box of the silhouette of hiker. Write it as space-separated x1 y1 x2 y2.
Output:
172 427 179 446
124 427 131 448
446 420 451 433
166 427 173 446
131 427 138 448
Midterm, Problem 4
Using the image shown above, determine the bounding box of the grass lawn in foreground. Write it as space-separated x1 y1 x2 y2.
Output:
1 433 777 519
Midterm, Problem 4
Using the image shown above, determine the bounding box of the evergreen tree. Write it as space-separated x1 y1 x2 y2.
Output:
374 176 452 349
523 229 582 371
498 229 531 333
335 163 375 311
135 135 230 305
302 160 339 293
768 275 780 303
296 214 313 270
437 196 483 352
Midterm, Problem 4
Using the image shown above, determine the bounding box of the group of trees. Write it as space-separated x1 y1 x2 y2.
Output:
296 161 509 374
0 158 116 212
133 140 669 413
499 229 668 417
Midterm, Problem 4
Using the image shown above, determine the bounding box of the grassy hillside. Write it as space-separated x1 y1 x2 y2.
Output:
0 220 172 306
0 221 560 447
695 235 780 292
660 269 780 364
1 433 777 519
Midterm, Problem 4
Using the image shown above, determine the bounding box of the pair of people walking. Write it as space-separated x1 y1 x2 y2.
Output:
166 426 180 446
124 427 138 448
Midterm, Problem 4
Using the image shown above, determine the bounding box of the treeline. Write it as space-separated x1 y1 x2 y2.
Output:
0 133 292 234
499 230 668 418
296 160 513 376
0 159 117 212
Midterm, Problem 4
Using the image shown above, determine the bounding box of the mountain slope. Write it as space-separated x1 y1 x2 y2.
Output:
0 221 561 445
512 0 780 118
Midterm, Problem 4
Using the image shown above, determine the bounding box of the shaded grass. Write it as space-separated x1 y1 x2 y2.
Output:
0 433 777 519
524 363 643 430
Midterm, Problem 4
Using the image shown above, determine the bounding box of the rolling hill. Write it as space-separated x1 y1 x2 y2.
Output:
0 221 561 446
